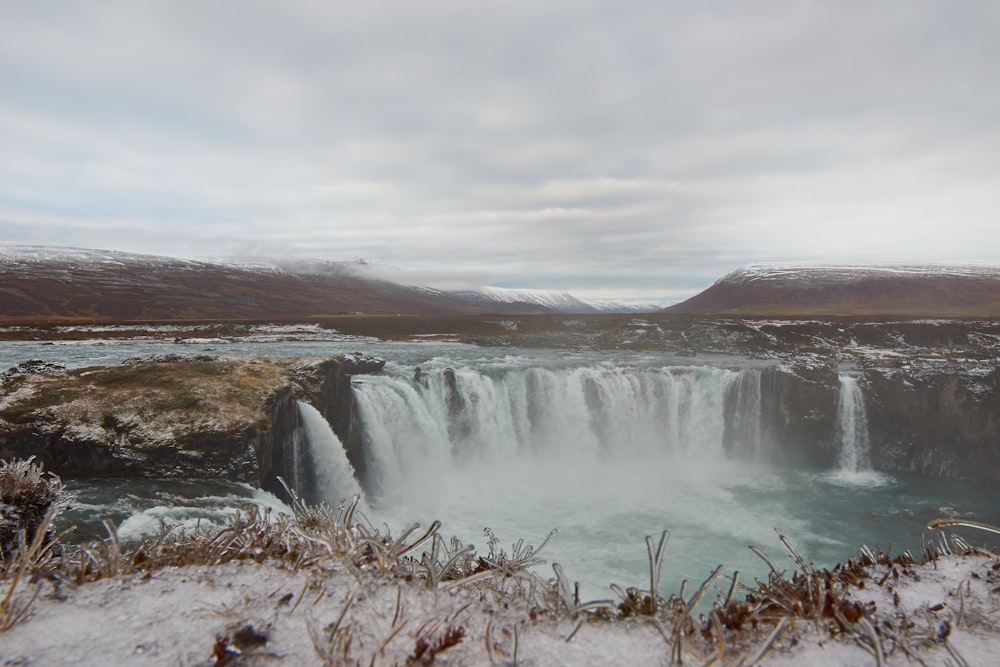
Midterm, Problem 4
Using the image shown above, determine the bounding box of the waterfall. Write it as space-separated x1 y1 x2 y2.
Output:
724 368 765 458
351 363 765 495
295 401 365 506
836 375 872 472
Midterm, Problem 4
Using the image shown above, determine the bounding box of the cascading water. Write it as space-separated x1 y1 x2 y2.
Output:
350 363 763 495
295 401 365 506
723 368 765 459
836 375 872 472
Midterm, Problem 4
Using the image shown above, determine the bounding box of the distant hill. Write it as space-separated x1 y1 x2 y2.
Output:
0 245 609 322
665 264 1000 317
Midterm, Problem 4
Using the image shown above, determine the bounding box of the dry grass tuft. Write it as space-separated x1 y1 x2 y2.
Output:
0 456 67 559
1 457 70 631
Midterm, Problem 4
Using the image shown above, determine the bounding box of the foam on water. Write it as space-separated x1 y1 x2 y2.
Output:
825 469 893 488
116 505 235 541
59 480 293 544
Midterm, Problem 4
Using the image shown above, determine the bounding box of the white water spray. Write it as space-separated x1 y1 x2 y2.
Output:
836 375 872 472
351 364 765 495
296 401 365 506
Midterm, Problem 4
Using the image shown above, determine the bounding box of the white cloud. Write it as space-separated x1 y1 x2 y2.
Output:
1 1 998 301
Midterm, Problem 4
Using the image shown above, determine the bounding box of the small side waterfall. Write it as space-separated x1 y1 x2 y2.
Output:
836 375 872 472
724 368 765 458
296 401 365 506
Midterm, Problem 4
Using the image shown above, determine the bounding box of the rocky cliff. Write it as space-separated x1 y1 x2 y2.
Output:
0 355 384 498
752 360 1000 485
757 363 842 469
863 364 1000 482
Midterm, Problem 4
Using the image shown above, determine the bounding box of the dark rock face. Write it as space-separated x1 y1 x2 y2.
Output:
758 364 840 469
256 391 300 499
863 367 1000 483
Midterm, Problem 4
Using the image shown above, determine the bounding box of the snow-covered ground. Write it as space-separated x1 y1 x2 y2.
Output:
5 548 999 665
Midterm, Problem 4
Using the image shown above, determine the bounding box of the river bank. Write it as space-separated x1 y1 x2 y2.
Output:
3 501 998 666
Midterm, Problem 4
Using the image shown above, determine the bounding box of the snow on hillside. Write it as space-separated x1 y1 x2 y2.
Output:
0 244 299 277
0 243 203 269
580 299 666 313
0 245 660 313
719 262 1000 286
475 286 596 311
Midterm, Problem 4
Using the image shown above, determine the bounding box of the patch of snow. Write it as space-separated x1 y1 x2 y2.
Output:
0 243 206 271
52 324 211 334
481 320 520 331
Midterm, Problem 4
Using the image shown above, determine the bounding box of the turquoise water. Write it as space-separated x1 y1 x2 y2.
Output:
55 460 1000 603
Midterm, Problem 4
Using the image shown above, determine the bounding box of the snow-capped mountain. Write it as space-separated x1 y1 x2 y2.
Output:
721 263 1000 286
0 245 608 320
459 286 598 312
667 262 1000 317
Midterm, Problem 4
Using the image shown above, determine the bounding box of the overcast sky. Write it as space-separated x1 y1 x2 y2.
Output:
2 1 999 302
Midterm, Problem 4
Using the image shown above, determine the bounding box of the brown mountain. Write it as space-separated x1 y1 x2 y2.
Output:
665 264 1000 317
0 245 582 322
